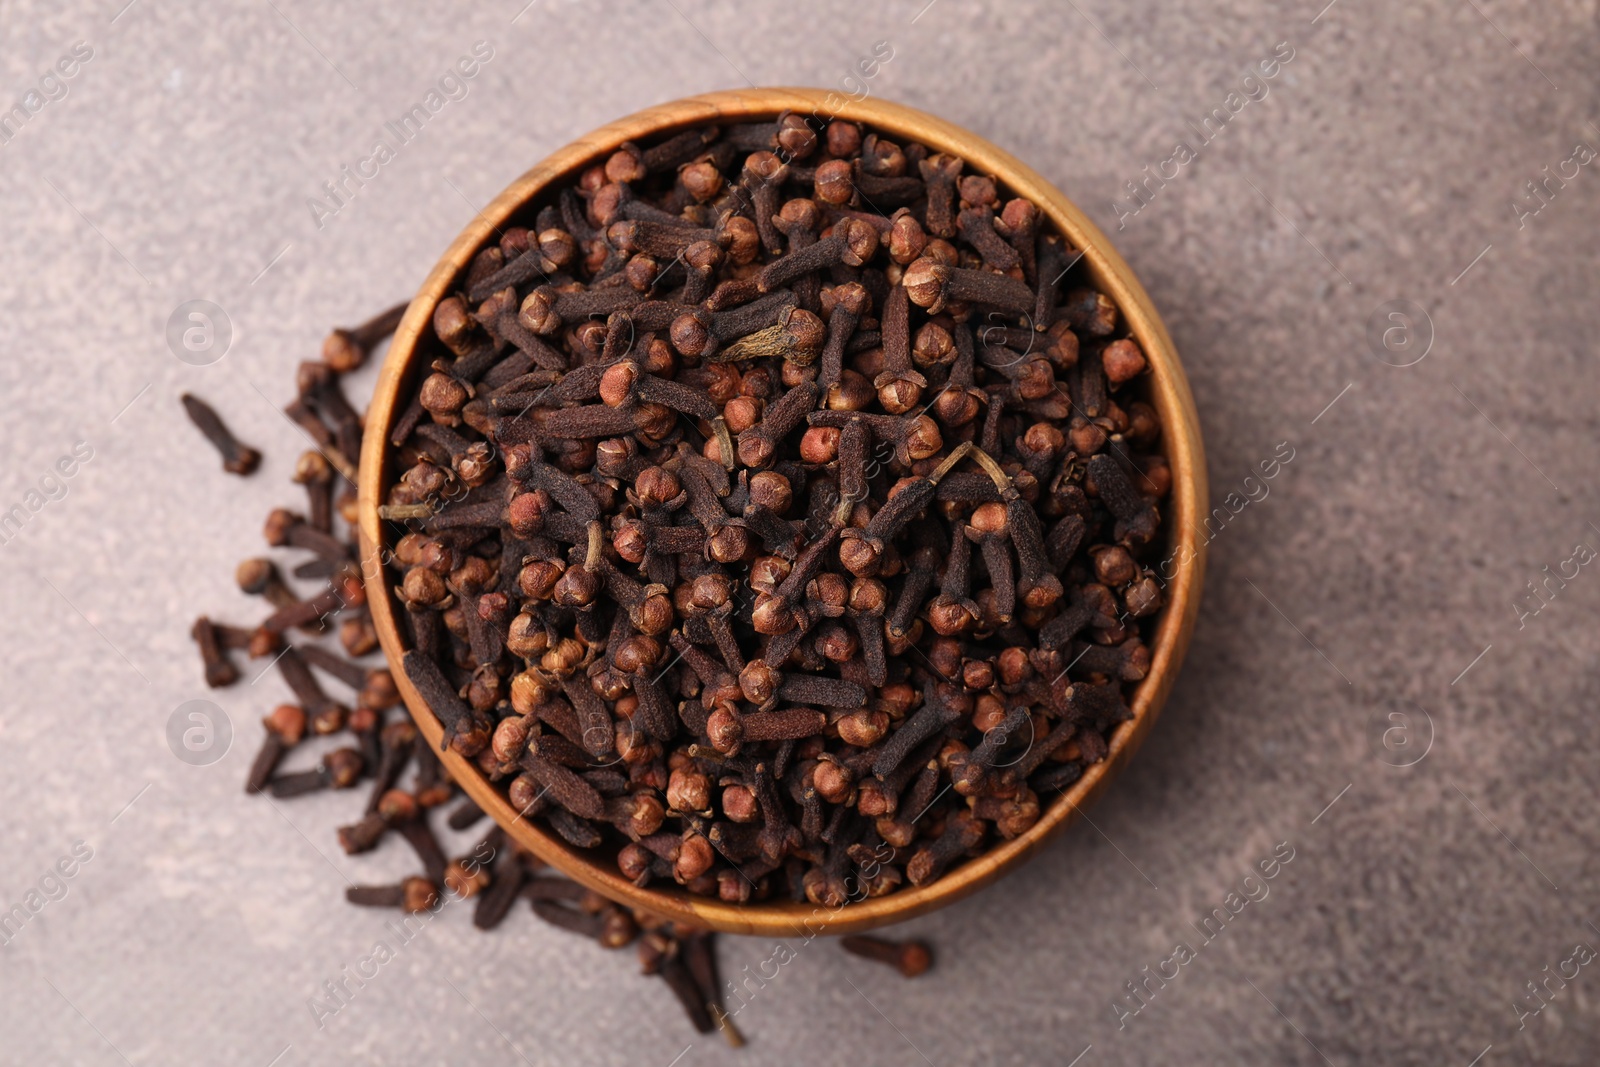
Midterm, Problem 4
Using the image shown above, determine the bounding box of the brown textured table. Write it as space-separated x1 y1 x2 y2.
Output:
0 2 1596 1064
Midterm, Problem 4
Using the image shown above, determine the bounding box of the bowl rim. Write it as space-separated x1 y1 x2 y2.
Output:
358 87 1208 937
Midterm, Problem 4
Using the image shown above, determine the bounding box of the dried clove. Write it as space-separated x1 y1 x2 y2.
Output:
181 394 261 476
839 934 933 978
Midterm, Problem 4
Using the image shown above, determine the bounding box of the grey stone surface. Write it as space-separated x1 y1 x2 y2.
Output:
1 0 1597 1063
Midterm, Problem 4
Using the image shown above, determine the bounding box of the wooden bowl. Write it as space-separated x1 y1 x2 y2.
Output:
359 88 1207 937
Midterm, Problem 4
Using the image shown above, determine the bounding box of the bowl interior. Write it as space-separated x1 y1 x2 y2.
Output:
358 88 1207 936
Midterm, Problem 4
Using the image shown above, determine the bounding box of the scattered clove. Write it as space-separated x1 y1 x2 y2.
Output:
839 934 933 977
181 393 261 475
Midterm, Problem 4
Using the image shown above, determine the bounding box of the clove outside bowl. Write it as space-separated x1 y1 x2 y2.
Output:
359 88 1208 937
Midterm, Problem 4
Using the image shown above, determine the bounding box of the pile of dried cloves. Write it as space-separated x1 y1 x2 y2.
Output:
381 113 1169 909
190 305 824 1044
